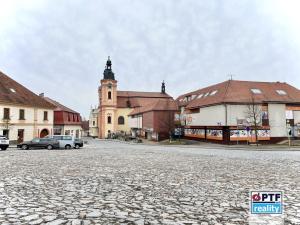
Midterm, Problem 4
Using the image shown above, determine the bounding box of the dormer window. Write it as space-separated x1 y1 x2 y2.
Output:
251 88 262 94
210 90 218 96
197 94 204 99
185 95 191 101
10 88 16 93
204 92 210 97
276 90 287 95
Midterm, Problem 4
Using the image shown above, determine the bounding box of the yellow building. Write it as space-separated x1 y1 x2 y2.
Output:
98 57 173 138
0 71 55 143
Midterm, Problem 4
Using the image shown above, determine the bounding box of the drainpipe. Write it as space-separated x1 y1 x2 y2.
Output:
225 104 228 126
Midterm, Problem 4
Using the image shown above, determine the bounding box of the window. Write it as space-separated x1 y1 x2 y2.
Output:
68 114 71 121
118 116 125 125
43 111 48 121
107 116 112 124
19 109 25 120
108 91 112 99
197 94 204 99
93 121 95 126
251 88 262 94
3 108 10 120
276 90 287 95
63 136 72 140
210 90 218 96
185 95 191 101
204 92 210 97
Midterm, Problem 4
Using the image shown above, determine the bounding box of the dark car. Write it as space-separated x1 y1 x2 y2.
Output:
17 138 59 150
74 138 83 149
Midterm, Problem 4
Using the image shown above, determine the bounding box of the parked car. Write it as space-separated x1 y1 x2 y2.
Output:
0 135 9 151
74 138 83 149
46 135 75 149
17 138 59 150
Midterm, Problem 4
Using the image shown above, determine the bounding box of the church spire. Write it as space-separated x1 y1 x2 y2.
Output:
103 56 115 80
161 80 166 94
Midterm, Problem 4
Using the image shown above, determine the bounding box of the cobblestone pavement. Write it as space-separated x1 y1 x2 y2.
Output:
0 139 300 225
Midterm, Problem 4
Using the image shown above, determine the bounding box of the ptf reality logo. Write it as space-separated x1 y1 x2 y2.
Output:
251 191 283 214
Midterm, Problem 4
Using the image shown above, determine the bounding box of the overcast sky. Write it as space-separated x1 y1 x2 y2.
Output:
1 0 300 118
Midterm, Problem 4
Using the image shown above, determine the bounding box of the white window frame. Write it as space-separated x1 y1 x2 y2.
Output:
251 88 262 94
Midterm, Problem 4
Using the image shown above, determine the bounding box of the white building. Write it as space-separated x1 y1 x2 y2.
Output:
0 71 55 143
177 80 300 144
89 107 99 137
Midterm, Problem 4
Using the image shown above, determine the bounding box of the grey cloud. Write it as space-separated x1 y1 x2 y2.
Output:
0 0 300 117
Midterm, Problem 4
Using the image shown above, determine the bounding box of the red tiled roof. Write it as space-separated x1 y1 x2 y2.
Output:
117 91 171 98
177 80 300 109
129 99 178 116
0 71 56 109
117 90 172 108
43 97 79 114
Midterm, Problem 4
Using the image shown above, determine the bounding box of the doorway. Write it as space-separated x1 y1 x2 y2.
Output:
3 129 9 139
17 129 24 143
40 129 49 138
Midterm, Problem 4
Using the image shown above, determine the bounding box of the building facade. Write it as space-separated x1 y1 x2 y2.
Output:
97 57 177 140
0 71 55 143
89 107 99 137
43 96 82 138
128 99 178 141
177 80 300 144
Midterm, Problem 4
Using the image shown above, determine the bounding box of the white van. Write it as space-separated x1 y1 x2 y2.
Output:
47 135 75 149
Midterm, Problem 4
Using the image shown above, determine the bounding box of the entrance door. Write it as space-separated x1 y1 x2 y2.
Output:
3 130 9 139
40 129 49 138
17 129 24 143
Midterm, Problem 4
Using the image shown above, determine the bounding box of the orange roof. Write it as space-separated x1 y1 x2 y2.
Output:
117 91 171 98
117 90 172 108
177 80 300 109
129 99 178 116
0 71 55 109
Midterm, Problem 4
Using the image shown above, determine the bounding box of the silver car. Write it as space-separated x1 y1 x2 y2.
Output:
46 135 75 149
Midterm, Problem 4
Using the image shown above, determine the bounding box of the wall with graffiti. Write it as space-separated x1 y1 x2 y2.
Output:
184 128 205 138
207 129 223 140
230 129 270 141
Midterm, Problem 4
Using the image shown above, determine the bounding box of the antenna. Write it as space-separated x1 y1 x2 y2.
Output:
228 74 234 80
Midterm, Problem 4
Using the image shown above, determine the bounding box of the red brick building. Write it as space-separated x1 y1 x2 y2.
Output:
43 96 82 138
128 99 178 141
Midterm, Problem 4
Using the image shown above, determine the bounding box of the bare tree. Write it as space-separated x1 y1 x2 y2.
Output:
245 95 262 146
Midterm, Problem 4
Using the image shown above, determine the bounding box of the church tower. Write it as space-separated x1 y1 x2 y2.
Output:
98 56 118 138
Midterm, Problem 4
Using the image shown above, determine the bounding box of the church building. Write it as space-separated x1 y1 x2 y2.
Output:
97 57 177 140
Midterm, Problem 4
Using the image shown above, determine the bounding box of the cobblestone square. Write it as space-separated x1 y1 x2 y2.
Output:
0 140 300 225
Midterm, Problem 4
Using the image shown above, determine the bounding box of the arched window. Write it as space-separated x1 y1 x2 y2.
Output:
107 116 112 124
118 116 125 125
108 91 112 99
